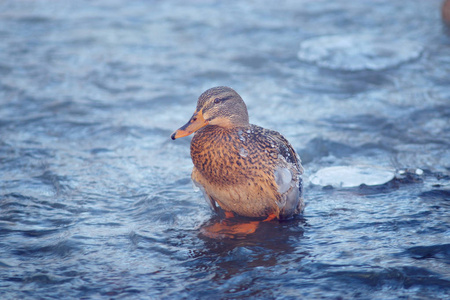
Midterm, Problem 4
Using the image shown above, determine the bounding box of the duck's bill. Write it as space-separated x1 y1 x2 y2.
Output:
171 110 208 140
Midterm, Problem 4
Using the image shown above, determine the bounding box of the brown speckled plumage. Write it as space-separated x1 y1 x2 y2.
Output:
171 86 304 219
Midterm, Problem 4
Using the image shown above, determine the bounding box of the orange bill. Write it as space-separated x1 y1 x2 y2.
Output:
171 109 208 140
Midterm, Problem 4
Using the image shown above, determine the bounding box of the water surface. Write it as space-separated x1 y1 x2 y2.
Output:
1 0 449 299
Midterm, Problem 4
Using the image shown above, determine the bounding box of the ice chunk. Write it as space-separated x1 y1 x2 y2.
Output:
275 167 292 194
239 148 248 157
237 129 245 142
310 165 395 187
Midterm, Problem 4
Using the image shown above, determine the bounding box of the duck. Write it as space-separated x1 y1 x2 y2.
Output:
171 86 304 221
444 0 450 24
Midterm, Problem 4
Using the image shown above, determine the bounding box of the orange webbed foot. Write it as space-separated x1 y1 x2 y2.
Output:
262 213 277 222
200 213 278 239
200 220 259 239
224 211 235 218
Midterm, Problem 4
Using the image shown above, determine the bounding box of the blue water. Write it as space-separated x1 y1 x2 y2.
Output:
1 0 449 299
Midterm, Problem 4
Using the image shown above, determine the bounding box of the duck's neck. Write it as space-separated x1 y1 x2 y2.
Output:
207 116 249 129
196 124 250 136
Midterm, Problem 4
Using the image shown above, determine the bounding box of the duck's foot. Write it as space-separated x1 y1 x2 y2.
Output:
200 213 278 239
200 218 259 239
263 213 277 222
224 211 235 218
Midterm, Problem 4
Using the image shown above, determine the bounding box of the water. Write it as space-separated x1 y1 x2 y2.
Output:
1 0 449 299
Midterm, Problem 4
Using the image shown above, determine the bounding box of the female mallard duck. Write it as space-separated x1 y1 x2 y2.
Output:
171 86 304 220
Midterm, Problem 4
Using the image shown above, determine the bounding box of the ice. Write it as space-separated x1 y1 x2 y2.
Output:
239 148 249 157
274 167 292 194
297 34 423 71
310 165 395 187
191 181 200 192
237 129 245 142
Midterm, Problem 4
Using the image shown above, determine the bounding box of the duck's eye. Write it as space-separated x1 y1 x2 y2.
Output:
214 98 220 104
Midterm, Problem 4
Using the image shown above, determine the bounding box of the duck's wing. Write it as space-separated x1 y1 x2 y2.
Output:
264 128 303 174
263 128 304 218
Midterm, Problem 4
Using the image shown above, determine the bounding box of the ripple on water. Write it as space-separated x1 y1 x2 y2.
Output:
419 189 450 209
322 266 450 298
403 244 450 261
297 34 423 71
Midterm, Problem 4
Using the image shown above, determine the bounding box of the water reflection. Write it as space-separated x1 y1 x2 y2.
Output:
188 216 307 273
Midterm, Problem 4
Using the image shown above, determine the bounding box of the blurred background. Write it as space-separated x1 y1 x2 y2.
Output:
0 0 449 299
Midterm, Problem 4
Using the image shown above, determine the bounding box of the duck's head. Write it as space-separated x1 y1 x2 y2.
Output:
171 86 249 140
